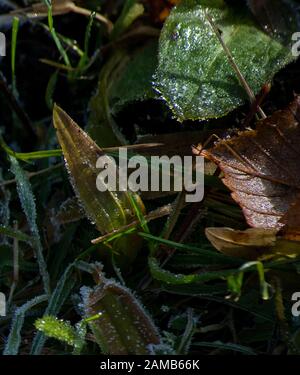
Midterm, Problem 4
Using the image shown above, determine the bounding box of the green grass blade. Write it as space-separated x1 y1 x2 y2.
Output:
76 12 95 72
11 16 19 97
0 135 62 160
149 257 241 285
3 295 48 355
111 0 144 40
0 225 33 243
45 70 58 110
139 232 243 265
9 156 50 295
193 341 257 355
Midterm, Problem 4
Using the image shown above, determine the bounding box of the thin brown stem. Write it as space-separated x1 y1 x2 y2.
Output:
204 11 267 120
91 204 173 245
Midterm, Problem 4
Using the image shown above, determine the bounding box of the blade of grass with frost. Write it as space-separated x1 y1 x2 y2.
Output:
53 105 145 261
9 156 50 295
149 257 242 285
3 295 48 355
31 262 76 354
176 309 199 355
0 180 10 235
193 341 256 355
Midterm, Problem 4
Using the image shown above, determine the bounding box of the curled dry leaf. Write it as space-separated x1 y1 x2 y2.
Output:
206 227 300 260
205 227 277 260
202 96 300 229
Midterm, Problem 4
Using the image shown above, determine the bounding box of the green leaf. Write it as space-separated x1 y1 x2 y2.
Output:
34 314 87 354
88 42 158 147
154 0 296 121
149 256 240 285
35 316 77 347
110 41 158 114
82 274 161 355
111 0 144 40
149 256 274 286
53 105 145 262
88 51 128 147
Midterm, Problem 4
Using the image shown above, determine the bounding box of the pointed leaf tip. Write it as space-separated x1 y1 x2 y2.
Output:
52 105 145 263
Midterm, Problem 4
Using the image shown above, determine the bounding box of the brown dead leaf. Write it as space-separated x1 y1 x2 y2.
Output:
205 227 300 260
280 195 300 241
205 227 277 260
145 0 180 23
202 96 300 229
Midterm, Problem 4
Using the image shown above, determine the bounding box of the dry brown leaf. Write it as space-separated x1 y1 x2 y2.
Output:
205 227 277 260
145 0 180 22
205 227 300 260
202 96 300 229
279 195 300 241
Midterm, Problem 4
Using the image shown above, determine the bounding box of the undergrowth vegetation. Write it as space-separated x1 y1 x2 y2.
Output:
1 0 300 355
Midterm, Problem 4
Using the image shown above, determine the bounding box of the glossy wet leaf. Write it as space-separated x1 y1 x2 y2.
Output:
53 105 145 261
154 0 296 121
202 96 300 229
35 316 77 347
